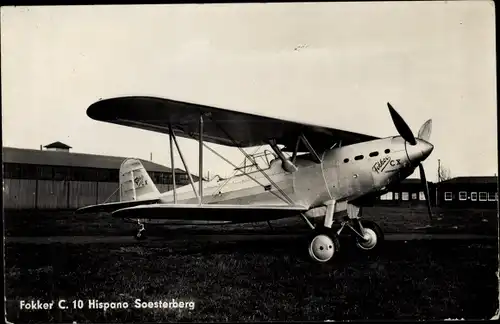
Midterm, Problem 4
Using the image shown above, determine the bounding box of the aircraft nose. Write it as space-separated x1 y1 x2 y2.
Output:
408 140 434 165
420 141 434 161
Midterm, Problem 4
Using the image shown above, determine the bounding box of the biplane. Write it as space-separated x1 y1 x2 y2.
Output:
76 96 434 263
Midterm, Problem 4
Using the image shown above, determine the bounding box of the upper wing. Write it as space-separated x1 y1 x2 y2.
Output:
112 203 308 223
87 96 379 152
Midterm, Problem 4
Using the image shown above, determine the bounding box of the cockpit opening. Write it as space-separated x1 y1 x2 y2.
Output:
234 150 277 175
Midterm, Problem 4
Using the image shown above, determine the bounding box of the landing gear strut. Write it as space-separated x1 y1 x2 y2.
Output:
352 220 383 251
302 202 384 263
304 200 341 263
134 219 146 240
337 218 384 251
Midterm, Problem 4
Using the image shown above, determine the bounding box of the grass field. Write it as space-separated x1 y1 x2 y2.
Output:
4 206 498 321
361 206 498 235
5 237 499 322
4 206 498 237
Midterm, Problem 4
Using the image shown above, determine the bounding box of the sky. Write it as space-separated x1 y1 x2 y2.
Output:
1 1 497 182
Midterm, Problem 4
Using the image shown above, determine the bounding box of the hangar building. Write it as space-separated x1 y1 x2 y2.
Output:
3 142 197 210
376 178 437 207
436 176 498 208
4 142 497 211
376 176 498 209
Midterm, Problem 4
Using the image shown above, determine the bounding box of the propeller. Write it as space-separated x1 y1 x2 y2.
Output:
387 102 434 223
417 119 432 142
387 102 417 145
419 164 434 222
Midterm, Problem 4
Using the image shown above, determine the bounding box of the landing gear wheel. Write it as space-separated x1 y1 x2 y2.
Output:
134 229 146 240
133 220 146 240
354 220 383 251
308 227 340 263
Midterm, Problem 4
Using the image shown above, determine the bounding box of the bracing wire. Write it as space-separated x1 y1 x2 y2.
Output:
210 119 296 205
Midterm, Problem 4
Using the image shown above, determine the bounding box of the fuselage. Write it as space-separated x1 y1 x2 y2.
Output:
158 135 433 215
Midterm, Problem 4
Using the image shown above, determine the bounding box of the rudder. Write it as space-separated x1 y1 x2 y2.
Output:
119 158 160 202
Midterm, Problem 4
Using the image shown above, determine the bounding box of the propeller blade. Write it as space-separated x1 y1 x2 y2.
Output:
418 163 433 222
387 102 417 145
417 119 432 142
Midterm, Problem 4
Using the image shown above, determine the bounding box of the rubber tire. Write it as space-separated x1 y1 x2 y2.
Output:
353 220 384 252
308 226 341 263
134 230 146 240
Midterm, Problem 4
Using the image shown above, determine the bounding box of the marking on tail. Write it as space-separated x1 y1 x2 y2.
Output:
134 175 148 188
119 158 160 202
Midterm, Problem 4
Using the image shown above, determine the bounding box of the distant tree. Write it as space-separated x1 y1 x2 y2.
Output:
438 165 452 182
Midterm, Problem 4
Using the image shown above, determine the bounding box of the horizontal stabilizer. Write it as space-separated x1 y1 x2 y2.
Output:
111 203 308 223
75 198 160 214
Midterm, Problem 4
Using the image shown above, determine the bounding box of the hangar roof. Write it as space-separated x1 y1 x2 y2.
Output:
400 178 434 185
2 146 189 175
440 176 498 185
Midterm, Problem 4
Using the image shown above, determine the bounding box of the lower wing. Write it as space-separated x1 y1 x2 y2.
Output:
75 198 160 214
111 203 308 223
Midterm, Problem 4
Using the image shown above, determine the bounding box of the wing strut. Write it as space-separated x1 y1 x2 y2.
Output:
168 125 177 203
300 133 322 163
291 136 301 163
202 142 291 205
170 128 200 200
207 115 296 205
198 113 204 205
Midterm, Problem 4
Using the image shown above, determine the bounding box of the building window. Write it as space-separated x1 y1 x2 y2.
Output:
470 192 477 201
411 192 417 200
20 164 38 179
419 191 426 201
97 169 113 182
87 168 99 182
157 173 168 184
444 192 452 201
37 166 54 180
354 155 364 161
165 174 173 184
109 170 119 182
151 173 159 184
369 151 379 157
402 192 409 201
3 163 21 178
153 173 159 183
394 192 399 200
479 192 487 201
459 191 467 201
71 167 99 182
380 192 393 200
53 166 69 181
488 192 496 201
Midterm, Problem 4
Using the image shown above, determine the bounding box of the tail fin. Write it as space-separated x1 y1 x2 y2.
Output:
120 158 160 202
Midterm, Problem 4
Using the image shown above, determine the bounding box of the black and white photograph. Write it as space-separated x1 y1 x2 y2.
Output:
2 1 498 322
